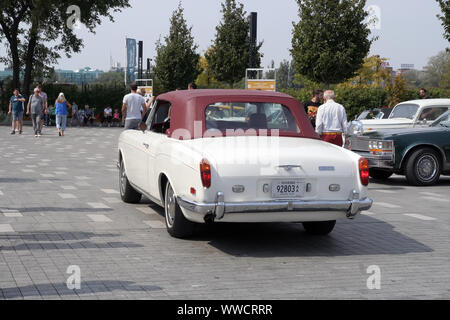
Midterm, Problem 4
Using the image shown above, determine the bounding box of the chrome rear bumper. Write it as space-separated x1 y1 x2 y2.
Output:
177 191 373 221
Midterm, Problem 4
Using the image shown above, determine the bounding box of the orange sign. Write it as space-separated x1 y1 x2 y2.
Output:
138 86 153 96
246 80 276 91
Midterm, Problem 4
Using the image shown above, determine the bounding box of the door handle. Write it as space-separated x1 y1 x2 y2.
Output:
143 143 149 149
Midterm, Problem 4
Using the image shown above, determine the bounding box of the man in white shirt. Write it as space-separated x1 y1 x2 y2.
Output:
315 90 348 147
122 82 148 130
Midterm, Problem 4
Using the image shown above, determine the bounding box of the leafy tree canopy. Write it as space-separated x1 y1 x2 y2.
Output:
206 0 263 87
437 0 450 43
291 0 373 86
0 0 130 94
153 3 201 92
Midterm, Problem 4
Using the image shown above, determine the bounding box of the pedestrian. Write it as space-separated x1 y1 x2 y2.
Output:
54 93 71 137
122 82 148 130
70 101 79 127
303 89 323 128
315 90 348 147
419 88 429 99
101 106 113 127
83 105 94 127
36 84 49 128
112 109 121 127
26 88 44 137
8 89 26 135
188 82 197 90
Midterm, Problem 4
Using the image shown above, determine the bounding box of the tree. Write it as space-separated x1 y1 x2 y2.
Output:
153 3 201 92
421 50 450 87
338 55 393 89
402 69 427 88
93 71 125 86
0 0 130 95
291 0 373 86
195 54 225 89
276 60 297 90
206 0 263 88
437 0 450 43
387 74 408 107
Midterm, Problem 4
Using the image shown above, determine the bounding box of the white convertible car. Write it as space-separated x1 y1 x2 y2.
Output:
349 99 450 135
118 90 373 238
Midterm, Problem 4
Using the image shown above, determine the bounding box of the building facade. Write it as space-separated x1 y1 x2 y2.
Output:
55 67 104 85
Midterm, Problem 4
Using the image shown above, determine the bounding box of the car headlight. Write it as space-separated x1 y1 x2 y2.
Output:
368 140 393 155
348 121 363 136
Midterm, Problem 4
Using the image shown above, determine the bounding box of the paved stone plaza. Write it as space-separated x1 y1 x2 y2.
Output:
0 125 449 300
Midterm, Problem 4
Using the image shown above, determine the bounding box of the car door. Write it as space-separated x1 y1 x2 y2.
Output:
125 130 149 192
143 100 172 199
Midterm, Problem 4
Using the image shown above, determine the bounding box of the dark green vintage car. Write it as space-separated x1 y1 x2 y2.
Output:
346 110 450 186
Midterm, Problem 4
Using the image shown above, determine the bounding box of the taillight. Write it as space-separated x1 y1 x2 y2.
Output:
200 159 211 188
359 158 370 186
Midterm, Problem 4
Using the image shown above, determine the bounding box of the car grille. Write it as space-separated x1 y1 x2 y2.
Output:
350 138 369 152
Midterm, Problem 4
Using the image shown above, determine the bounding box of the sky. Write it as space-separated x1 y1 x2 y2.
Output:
0 0 448 72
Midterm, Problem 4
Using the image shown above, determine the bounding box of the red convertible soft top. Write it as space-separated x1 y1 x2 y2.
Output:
156 89 319 140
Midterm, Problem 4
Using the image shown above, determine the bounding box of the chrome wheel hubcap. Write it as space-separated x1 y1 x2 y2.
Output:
166 185 176 227
416 154 437 181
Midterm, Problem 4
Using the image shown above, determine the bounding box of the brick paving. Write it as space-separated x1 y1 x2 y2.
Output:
0 125 450 300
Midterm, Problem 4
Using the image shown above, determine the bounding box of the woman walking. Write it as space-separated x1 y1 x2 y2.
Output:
54 93 71 137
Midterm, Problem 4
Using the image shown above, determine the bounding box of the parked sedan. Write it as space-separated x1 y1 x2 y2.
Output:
349 99 450 135
346 110 450 186
118 90 373 238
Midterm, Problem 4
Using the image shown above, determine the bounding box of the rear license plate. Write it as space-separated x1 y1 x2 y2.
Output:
272 180 305 198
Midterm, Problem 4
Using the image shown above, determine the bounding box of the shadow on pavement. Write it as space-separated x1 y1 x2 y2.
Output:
0 231 144 251
370 175 450 187
188 216 433 258
0 280 163 299
0 206 113 213
0 178 38 183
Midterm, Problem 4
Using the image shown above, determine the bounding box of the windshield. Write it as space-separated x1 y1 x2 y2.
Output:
389 104 419 120
432 111 450 128
357 111 370 120
205 102 300 133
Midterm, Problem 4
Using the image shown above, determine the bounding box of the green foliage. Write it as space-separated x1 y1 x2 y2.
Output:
437 0 450 43
339 55 392 89
0 0 130 93
334 86 387 120
276 60 298 90
195 56 228 89
47 83 126 112
422 51 450 87
401 51 450 89
291 0 373 86
206 0 263 87
93 71 125 86
0 82 127 118
153 3 201 92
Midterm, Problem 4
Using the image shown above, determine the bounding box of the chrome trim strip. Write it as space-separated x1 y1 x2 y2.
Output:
130 182 163 207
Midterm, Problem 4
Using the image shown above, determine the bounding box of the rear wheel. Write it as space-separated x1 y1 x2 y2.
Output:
369 168 393 181
405 148 441 186
119 158 142 203
164 182 196 238
303 221 336 236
